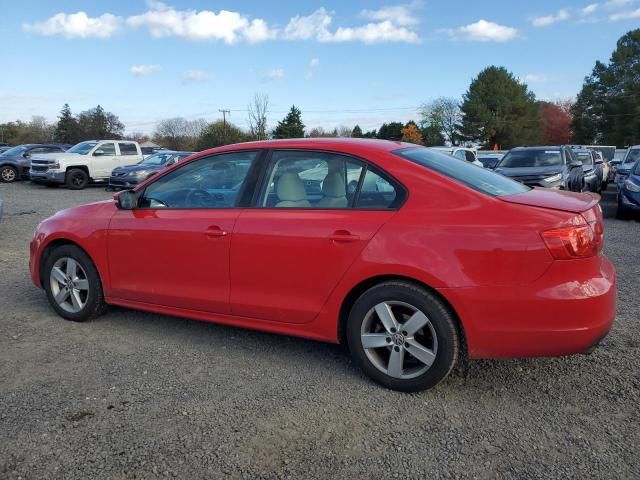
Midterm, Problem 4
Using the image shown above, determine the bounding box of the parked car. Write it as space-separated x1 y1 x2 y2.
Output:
617 155 640 219
572 148 601 193
615 146 640 188
0 146 12 154
108 150 194 190
0 142 9 147
429 147 483 167
30 140 143 189
593 151 611 187
0 144 69 183
476 152 504 169
494 146 584 191
30 139 615 392
141 146 166 158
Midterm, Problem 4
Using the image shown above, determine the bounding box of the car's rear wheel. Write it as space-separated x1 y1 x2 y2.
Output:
347 281 459 392
65 169 88 190
43 245 106 322
0 165 17 183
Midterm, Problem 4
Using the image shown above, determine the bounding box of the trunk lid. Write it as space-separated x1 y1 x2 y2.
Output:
499 187 599 213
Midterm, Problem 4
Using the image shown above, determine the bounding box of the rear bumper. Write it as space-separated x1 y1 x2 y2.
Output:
440 255 616 359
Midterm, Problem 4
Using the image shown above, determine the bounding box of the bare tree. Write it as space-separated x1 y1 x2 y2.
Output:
153 117 206 150
419 97 462 145
247 93 269 141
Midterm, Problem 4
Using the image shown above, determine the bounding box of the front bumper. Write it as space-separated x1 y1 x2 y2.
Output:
29 169 65 184
440 255 616 359
108 175 141 190
619 188 640 211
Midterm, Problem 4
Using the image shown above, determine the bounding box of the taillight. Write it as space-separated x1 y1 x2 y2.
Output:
541 207 604 260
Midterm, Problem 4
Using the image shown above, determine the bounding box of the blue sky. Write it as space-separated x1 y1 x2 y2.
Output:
2 0 639 133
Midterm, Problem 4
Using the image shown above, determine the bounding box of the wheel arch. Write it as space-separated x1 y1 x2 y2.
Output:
337 274 467 353
66 165 90 176
39 238 104 289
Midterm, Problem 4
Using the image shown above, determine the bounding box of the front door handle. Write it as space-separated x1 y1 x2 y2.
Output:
328 230 360 242
204 226 228 238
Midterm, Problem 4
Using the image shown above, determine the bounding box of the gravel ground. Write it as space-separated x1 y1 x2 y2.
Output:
0 181 638 480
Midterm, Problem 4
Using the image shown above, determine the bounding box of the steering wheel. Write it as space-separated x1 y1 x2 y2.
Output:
185 188 215 207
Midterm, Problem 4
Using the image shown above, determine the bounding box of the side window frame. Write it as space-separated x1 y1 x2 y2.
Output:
250 148 407 211
134 149 266 210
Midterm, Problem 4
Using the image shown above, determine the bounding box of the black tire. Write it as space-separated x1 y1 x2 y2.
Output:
42 245 107 322
0 165 18 183
65 169 89 190
347 281 459 392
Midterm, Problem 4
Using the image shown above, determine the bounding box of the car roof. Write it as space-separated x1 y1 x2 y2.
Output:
197 138 417 157
511 146 561 151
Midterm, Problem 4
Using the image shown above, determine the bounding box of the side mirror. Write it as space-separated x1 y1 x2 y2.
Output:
23 152 31 158
610 159 621 166
114 190 137 210
595 158 604 164
94 150 105 156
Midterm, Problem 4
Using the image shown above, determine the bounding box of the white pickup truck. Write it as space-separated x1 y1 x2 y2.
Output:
30 140 143 189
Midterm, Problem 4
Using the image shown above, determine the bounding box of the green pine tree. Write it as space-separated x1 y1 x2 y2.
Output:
53 104 79 144
273 105 305 138
351 125 363 137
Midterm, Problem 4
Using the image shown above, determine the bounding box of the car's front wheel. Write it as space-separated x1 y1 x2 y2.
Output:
347 281 459 392
65 169 89 190
0 165 18 183
43 245 106 322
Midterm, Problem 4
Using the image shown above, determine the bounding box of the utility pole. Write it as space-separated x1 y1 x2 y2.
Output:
219 109 230 142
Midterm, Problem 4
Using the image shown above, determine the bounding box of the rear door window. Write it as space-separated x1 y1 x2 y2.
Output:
119 143 138 155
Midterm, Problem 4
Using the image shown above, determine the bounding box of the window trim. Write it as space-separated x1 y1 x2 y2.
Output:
133 149 266 210
248 148 407 211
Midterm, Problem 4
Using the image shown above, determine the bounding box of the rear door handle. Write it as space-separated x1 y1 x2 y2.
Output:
328 230 360 242
204 226 228 238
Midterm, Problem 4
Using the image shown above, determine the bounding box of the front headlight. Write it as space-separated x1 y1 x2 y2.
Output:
544 173 562 183
624 178 640 192
46 163 60 170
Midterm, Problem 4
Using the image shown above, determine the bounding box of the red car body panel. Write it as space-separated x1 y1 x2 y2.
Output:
30 138 616 358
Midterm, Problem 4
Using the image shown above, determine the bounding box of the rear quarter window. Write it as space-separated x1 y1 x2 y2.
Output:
395 147 530 197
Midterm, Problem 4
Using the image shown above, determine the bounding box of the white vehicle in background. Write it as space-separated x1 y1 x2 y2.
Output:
29 140 143 189
429 146 484 167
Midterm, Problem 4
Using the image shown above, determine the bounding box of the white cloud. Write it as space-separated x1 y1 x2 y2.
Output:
523 73 548 83
610 7 640 19
605 0 633 8
444 19 518 42
126 1 276 44
359 2 421 26
182 70 211 82
130 64 161 76
22 11 121 38
305 58 320 80
266 68 284 80
532 9 570 27
582 3 600 15
283 7 420 44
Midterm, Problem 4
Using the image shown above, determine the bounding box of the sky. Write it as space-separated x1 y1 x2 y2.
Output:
1 0 639 134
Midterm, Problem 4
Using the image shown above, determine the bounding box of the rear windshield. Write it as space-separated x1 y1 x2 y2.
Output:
499 149 563 168
394 147 530 197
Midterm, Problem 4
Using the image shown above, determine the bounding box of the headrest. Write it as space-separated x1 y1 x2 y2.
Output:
322 172 346 197
276 172 307 202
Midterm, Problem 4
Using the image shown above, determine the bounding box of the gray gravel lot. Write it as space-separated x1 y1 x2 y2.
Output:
0 181 638 479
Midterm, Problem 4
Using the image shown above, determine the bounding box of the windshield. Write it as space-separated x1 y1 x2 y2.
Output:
395 147 529 197
67 141 97 155
499 149 563 168
140 153 174 166
0 145 27 156
575 152 593 166
623 149 640 166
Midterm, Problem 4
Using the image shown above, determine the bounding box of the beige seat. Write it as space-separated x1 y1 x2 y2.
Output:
317 172 347 208
275 172 311 208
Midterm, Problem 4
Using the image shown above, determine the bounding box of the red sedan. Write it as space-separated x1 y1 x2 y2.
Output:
29 139 616 392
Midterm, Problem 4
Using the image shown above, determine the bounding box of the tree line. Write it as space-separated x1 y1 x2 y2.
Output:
1 28 637 150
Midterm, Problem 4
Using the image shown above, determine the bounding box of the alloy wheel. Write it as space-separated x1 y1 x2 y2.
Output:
360 301 438 380
49 257 89 313
1 167 16 182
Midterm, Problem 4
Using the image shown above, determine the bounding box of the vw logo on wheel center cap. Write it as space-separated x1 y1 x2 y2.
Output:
392 333 405 346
